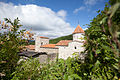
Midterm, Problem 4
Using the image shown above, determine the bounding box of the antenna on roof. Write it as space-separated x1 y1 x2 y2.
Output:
78 20 79 25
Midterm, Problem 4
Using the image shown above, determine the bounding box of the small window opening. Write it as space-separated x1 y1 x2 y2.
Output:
41 42 43 45
75 46 77 49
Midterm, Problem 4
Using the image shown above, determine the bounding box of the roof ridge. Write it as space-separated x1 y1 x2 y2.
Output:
56 40 72 46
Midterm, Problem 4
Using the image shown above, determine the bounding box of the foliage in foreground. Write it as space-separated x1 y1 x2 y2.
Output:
11 58 82 80
0 18 26 79
79 0 120 79
0 18 33 80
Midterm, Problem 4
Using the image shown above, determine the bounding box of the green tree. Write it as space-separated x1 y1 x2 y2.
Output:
80 1 120 79
0 18 27 80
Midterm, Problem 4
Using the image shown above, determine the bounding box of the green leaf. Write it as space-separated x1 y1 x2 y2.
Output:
109 3 120 18
64 74 68 80
112 64 119 70
96 49 101 54
69 74 82 80
68 76 74 80
101 44 112 52
100 17 108 24
95 60 100 68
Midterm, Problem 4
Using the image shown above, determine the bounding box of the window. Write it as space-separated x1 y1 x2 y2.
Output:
41 42 43 45
75 46 77 49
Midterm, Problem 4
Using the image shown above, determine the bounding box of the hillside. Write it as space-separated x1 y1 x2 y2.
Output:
49 34 73 44
27 34 73 45
28 40 35 45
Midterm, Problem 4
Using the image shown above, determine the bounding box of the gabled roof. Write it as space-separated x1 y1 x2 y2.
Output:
40 44 58 48
73 25 84 34
56 40 72 46
40 36 49 39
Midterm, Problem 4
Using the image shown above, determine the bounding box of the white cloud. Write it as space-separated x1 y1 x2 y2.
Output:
84 0 98 5
57 10 67 20
73 6 85 13
73 0 100 13
0 2 74 38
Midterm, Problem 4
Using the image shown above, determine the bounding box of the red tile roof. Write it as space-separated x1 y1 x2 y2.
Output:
40 44 58 48
25 45 35 50
56 40 72 46
73 25 84 34
40 36 49 39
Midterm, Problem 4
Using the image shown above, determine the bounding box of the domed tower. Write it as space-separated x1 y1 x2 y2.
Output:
73 25 84 42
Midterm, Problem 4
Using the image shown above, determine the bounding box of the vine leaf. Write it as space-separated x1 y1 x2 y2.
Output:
109 3 120 18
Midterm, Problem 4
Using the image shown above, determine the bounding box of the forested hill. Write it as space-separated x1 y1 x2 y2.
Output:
49 34 73 44
28 34 73 45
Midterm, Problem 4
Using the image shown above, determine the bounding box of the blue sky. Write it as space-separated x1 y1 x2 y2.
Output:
0 0 109 38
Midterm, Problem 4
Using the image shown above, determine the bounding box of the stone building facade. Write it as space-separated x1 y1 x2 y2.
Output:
35 25 85 59
35 36 49 52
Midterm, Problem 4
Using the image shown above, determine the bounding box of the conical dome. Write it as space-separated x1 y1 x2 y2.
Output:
73 25 84 34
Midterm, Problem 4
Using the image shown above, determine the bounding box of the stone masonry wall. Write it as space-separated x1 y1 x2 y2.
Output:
38 48 58 54
35 36 49 52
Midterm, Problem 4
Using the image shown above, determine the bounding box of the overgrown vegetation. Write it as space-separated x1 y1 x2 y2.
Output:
11 58 83 80
0 18 33 80
78 1 120 79
0 18 25 79
0 0 120 80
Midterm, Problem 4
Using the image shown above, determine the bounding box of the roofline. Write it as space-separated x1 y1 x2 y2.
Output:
55 45 68 46
72 32 85 34
71 40 85 43
38 36 49 39
40 47 58 49
40 37 49 39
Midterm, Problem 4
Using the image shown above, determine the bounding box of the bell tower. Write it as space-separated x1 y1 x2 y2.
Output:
72 25 84 42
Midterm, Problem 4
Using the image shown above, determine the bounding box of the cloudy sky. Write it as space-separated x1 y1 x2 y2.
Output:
0 0 109 38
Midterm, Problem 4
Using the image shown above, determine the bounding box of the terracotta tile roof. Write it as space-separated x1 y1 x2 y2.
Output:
40 36 49 39
26 45 35 50
56 40 72 46
40 44 58 48
73 25 84 34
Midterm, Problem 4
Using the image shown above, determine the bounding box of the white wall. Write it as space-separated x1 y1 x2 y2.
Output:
73 33 84 41
58 41 85 59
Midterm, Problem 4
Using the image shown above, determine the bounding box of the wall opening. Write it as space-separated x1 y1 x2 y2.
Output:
75 46 77 49
41 42 43 45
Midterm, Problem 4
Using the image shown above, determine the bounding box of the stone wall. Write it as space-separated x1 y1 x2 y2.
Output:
38 48 58 54
35 36 49 52
37 54 48 63
39 48 58 54
20 53 57 64
36 53 57 63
